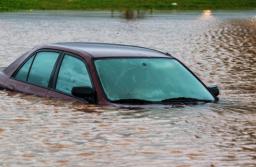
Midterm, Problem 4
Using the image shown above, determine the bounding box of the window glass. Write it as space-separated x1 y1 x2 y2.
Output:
15 55 34 81
95 58 214 102
56 55 92 95
28 52 59 87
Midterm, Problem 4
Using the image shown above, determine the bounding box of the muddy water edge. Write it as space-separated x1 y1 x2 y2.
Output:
0 11 255 167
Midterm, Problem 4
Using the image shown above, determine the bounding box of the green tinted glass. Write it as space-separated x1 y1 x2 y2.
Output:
28 52 59 87
15 56 34 81
56 55 92 95
95 58 214 102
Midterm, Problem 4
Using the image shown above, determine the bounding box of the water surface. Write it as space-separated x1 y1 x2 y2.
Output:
0 10 256 167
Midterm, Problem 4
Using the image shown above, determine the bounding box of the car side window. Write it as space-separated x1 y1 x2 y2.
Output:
56 54 92 95
14 55 35 81
27 51 59 87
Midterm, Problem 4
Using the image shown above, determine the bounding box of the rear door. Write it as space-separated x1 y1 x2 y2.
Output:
13 50 60 97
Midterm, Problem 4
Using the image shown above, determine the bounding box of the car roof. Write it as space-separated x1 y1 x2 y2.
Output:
43 42 172 58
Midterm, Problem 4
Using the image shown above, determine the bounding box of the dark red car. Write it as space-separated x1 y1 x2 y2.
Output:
0 42 219 105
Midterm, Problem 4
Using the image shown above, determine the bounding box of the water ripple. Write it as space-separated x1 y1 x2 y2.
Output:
0 11 255 166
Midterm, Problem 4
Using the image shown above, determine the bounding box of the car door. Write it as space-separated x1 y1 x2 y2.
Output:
13 50 60 97
47 53 94 103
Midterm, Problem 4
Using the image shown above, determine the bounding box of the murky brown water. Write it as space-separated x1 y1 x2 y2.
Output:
0 11 256 166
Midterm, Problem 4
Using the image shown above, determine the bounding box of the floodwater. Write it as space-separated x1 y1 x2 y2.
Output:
0 10 256 166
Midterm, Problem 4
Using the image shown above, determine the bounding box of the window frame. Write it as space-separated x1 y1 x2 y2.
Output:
12 49 96 103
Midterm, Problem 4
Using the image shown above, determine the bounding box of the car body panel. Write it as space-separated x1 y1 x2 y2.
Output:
0 42 217 105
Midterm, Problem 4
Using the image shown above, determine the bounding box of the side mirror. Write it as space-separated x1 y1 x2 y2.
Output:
207 85 220 97
71 86 96 103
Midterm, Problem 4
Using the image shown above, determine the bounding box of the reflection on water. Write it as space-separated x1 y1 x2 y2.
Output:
203 10 212 16
0 11 256 166
200 10 214 20
122 9 146 20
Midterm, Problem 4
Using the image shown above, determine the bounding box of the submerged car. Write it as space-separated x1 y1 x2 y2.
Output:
0 42 219 105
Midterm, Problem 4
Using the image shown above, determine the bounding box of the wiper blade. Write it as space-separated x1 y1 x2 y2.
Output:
112 97 211 105
161 97 211 103
112 98 155 104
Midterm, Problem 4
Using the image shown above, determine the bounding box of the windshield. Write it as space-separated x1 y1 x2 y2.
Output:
94 58 214 103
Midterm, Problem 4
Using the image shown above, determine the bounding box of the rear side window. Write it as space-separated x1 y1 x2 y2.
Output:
56 55 92 95
15 55 35 81
27 52 59 87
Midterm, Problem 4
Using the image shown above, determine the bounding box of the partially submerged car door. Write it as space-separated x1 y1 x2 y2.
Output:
12 51 60 97
46 53 94 103
12 50 94 103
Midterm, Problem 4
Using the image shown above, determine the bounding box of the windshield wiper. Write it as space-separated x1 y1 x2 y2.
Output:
161 97 211 104
112 98 156 104
112 97 211 105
